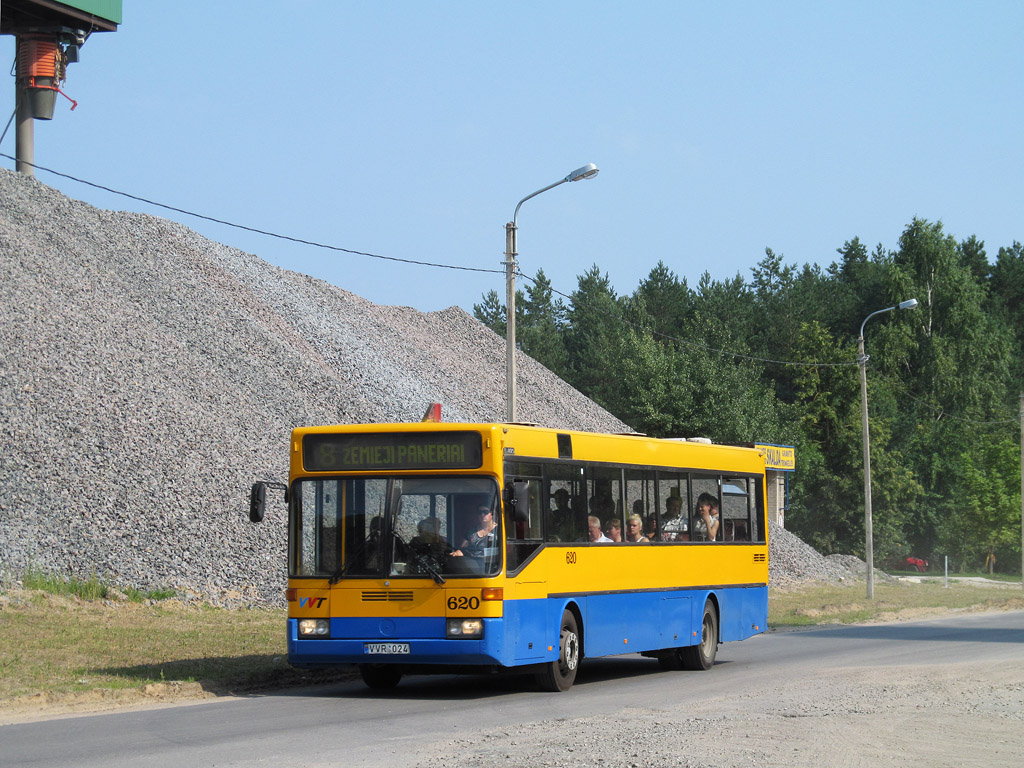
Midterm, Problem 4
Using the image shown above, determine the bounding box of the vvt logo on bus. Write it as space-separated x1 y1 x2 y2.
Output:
299 597 325 608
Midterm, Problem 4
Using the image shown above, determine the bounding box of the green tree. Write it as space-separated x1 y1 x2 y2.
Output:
883 220 1014 560
937 434 1022 572
632 261 692 342
473 289 505 336
563 265 624 410
989 241 1024 382
785 321 862 553
518 269 568 375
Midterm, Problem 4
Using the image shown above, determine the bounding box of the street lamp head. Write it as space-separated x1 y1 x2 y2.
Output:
898 298 919 310
566 163 599 182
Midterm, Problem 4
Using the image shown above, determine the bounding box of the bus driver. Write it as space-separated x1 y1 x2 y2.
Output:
451 505 497 558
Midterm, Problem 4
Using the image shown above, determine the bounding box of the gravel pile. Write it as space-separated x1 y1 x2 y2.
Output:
0 169 861 604
769 522 883 590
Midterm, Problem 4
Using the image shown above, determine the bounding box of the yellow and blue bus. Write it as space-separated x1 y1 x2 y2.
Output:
250 422 769 691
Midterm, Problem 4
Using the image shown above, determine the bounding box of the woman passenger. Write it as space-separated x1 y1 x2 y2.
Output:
625 514 649 543
605 518 622 542
692 493 720 541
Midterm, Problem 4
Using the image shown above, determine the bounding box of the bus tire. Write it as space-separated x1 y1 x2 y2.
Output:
537 610 580 692
681 600 718 671
359 663 403 690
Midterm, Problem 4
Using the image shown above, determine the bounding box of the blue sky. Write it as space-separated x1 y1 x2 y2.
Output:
3 1 1021 313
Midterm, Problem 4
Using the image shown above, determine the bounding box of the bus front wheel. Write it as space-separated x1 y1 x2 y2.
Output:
359 664 403 690
537 610 580 692
680 600 718 671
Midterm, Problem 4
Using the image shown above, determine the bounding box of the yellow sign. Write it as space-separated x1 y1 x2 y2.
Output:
756 444 795 471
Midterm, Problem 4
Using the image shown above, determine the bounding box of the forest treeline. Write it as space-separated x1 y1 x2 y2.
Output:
474 218 1024 574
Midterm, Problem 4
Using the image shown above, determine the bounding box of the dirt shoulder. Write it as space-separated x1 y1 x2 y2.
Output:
0 669 362 726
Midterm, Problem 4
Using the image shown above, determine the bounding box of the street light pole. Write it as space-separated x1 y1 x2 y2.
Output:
859 298 918 599
503 163 599 422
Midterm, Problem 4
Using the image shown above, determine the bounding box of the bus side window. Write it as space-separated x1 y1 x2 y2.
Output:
626 469 656 542
690 475 719 542
722 477 752 542
657 472 687 542
545 463 584 543
505 477 543 572
588 467 623 542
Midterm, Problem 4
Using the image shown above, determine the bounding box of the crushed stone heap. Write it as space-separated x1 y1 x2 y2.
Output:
0 169 626 604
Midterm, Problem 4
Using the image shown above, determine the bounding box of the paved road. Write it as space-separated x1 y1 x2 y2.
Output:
2 610 1022 767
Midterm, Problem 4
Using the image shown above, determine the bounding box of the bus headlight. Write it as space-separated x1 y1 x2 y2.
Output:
298 619 330 637
446 618 484 638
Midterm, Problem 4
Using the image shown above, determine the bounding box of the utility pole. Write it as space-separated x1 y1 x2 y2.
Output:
1019 392 1023 588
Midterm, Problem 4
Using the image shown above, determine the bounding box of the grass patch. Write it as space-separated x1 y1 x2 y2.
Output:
0 590 298 701
769 580 1024 627
21 567 109 601
122 586 179 602
888 569 1022 583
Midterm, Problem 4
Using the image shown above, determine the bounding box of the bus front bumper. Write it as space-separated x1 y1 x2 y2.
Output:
286 617 506 668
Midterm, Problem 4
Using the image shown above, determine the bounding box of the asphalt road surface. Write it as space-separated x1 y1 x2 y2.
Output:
2 610 1022 767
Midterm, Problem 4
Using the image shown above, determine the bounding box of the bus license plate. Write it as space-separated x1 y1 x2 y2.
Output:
364 642 410 655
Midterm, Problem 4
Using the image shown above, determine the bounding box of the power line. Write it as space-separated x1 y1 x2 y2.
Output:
2 154 1007 390
0 153 506 277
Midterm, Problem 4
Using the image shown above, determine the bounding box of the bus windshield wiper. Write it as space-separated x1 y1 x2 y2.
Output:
328 539 376 585
393 531 446 585
328 556 357 585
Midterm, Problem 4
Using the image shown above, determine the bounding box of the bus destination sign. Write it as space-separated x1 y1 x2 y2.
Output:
304 431 483 472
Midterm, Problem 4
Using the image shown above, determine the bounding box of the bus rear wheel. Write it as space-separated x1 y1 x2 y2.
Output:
359 664 404 690
537 610 580 692
680 600 718 671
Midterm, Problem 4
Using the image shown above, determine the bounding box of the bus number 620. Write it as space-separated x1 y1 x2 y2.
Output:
447 596 480 610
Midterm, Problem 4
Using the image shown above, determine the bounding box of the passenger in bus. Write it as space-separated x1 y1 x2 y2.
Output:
591 494 615 521
451 505 497 558
626 514 649 543
410 517 448 556
661 495 689 541
550 488 572 517
692 493 720 541
548 489 575 541
587 515 612 542
604 518 622 542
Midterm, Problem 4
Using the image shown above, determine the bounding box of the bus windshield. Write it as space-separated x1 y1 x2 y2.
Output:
290 476 501 580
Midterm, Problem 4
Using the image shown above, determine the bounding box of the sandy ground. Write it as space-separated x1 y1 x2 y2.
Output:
411 658 1024 768
0 681 224 725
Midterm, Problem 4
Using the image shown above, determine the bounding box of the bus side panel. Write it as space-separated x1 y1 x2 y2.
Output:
578 593 630 658
581 592 665 657
504 598 550 663
715 585 768 642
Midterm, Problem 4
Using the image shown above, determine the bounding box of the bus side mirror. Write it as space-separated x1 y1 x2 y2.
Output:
249 482 267 523
511 480 531 524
